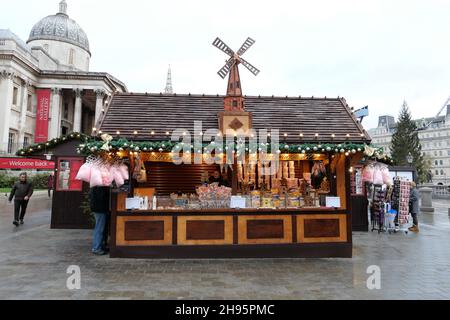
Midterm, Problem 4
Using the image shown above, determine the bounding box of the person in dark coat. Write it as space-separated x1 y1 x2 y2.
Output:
209 170 226 186
409 182 420 233
89 186 111 255
9 173 34 227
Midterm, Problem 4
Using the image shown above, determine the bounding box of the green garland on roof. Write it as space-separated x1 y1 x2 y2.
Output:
16 133 88 156
76 138 393 164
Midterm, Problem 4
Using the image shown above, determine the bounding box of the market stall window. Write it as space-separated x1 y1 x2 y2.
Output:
56 158 83 191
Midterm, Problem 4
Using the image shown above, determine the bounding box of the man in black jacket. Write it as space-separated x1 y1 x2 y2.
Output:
88 186 111 255
9 173 34 227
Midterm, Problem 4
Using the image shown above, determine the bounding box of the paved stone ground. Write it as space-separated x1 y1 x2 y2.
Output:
1 194 450 300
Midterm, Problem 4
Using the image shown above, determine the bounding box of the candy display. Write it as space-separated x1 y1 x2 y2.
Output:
369 184 387 232
196 184 232 208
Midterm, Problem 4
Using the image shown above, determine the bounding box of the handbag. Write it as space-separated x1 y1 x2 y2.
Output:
136 164 147 183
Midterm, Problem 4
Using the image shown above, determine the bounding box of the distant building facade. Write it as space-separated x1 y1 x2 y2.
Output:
0 1 127 156
368 106 450 185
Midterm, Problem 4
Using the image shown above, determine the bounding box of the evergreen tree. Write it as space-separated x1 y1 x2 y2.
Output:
390 101 425 181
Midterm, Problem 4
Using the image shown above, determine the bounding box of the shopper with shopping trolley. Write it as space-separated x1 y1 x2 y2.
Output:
409 182 420 233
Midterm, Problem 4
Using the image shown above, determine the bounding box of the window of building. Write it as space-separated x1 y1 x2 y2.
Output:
69 49 75 65
436 170 439 176
12 87 18 106
7 132 16 154
27 94 32 112
440 160 444 166
23 136 30 148
441 170 445 176
435 151 438 156
435 160 439 166
63 103 69 120
448 150 450 156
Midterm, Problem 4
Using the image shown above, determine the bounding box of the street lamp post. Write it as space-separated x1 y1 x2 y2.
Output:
407 152 413 166
406 152 415 182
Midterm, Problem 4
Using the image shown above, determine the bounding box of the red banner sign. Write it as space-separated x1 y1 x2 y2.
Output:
0 158 55 170
35 89 51 143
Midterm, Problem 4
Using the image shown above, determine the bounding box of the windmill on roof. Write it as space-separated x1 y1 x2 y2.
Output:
213 37 260 112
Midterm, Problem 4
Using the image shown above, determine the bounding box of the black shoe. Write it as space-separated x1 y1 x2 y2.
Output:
13 221 19 227
92 250 106 256
20 220 24 225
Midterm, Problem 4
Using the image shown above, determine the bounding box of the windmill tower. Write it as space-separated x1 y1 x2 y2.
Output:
164 65 173 94
213 37 259 136
213 37 260 111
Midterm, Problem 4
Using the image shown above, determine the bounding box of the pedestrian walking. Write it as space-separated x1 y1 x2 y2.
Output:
47 172 54 198
8 173 34 227
88 186 111 255
408 182 420 233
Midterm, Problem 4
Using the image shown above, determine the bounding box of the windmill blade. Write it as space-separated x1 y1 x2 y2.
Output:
240 57 260 76
237 37 256 56
212 37 235 57
217 59 235 79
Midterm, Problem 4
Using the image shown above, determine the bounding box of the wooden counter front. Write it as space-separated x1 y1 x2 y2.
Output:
110 192 352 259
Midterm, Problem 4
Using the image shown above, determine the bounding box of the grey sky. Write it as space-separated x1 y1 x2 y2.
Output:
2 0 450 129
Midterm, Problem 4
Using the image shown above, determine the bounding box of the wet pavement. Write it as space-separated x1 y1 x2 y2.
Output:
1 195 450 300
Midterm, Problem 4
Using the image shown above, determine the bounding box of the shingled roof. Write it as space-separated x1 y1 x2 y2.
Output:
98 93 370 143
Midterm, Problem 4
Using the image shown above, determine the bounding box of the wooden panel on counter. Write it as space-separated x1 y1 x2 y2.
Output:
116 216 172 246
116 192 127 211
297 214 347 243
178 216 233 245
238 215 292 245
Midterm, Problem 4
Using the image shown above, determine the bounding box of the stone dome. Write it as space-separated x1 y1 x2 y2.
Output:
27 1 90 55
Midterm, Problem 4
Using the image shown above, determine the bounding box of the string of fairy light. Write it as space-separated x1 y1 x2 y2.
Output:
16 129 393 164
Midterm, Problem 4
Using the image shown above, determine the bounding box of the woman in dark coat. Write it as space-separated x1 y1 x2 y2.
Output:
409 182 420 233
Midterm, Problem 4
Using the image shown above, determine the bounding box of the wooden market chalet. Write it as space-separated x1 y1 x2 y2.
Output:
20 37 380 259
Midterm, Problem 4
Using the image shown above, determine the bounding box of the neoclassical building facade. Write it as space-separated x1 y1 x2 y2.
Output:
0 1 127 155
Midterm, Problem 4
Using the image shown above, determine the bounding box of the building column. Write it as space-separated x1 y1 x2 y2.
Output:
18 80 32 147
49 88 62 139
94 89 106 126
73 89 83 133
0 70 15 154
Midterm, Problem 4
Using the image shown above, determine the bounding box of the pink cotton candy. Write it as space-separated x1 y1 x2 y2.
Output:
75 163 91 183
382 167 391 185
119 164 129 180
373 167 384 185
100 165 113 186
362 166 374 183
89 166 103 187
111 166 125 187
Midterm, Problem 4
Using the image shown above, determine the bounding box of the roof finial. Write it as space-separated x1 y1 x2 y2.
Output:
164 65 173 94
59 0 67 15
